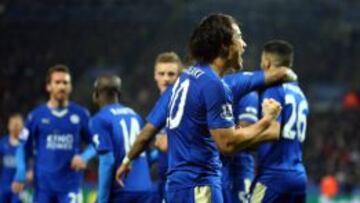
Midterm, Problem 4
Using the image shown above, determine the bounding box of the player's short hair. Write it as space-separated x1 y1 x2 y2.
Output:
155 52 183 72
46 64 71 84
188 13 237 64
95 74 122 98
8 113 23 121
263 40 294 67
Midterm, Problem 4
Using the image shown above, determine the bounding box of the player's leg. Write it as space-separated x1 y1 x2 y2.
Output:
0 190 11 203
57 189 82 203
110 191 156 203
222 183 232 203
166 185 223 203
35 189 56 203
11 192 22 203
232 178 252 203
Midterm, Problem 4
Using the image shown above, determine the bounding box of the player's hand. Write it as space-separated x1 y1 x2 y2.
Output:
71 155 87 171
26 170 34 183
279 67 298 82
155 134 168 152
115 160 131 187
11 181 25 193
262 98 282 119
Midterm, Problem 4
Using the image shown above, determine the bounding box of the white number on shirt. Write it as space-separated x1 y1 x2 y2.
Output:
120 118 144 156
282 94 308 142
167 79 190 129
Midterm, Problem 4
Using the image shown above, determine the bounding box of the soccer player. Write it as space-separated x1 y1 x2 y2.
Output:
221 91 259 203
250 40 309 203
12 65 96 203
117 13 282 203
89 74 153 203
152 52 182 203
0 114 24 203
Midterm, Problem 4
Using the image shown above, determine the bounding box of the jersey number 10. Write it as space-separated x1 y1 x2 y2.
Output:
167 79 190 129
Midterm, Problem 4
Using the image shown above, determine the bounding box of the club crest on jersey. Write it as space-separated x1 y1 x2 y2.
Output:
41 118 50 124
70 114 80 124
221 103 233 120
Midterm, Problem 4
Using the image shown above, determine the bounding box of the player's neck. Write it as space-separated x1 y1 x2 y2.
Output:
210 58 227 77
99 98 118 108
47 98 69 109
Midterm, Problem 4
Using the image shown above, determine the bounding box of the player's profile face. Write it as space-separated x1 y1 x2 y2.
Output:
47 72 72 101
228 23 246 71
154 62 179 93
8 116 24 137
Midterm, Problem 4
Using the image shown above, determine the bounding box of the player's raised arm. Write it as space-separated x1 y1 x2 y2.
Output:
211 98 281 155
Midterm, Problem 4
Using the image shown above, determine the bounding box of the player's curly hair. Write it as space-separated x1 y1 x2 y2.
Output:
188 13 237 64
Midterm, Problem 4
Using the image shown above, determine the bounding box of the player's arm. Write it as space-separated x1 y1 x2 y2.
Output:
211 100 280 155
264 67 297 85
154 133 168 152
98 151 115 203
89 116 114 203
71 109 97 171
12 128 31 193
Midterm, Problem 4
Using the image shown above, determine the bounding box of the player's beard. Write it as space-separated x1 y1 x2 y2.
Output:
54 91 69 107
225 50 243 71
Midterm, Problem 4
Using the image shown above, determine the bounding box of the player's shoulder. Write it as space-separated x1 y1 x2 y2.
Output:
184 64 220 85
68 102 90 117
102 103 140 118
0 135 9 144
28 103 48 119
282 82 306 97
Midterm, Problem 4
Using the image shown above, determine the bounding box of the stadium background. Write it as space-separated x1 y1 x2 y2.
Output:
0 0 359 202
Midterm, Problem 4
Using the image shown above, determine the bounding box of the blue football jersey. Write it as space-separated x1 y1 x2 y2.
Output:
257 82 309 193
232 91 258 180
90 103 153 192
0 135 17 192
221 92 258 188
165 64 235 190
20 102 91 192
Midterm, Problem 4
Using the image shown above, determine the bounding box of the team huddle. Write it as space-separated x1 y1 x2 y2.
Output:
0 13 309 203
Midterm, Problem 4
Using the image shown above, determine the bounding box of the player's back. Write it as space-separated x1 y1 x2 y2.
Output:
95 103 153 193
166 64 234 190
257 82 309 193
0 135 17 191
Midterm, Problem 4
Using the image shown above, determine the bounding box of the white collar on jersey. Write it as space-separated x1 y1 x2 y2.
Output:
50 109 69 117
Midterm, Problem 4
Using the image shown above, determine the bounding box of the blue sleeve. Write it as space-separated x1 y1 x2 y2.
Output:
146 86 172 129
89 116 113 154
261 87 283 123
226 71 265 99
235 91 259 124
97 152 115 203
80 145 97 163
204 80 235 129
14 113 35 182
14 142 26 182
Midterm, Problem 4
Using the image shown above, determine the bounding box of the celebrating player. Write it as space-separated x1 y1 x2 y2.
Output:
0 114 24 203
250 40 309 203
117 13 283 202
89 74 153 203
12 65 96 203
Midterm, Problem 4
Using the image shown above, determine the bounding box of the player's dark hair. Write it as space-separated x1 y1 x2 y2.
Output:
188 13 237 64
46 64 71 84
95 75 122 99
9 113 23 120
155 52 183 73
263 40 294 67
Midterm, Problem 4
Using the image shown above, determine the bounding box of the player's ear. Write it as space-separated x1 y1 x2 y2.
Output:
46 83 51 93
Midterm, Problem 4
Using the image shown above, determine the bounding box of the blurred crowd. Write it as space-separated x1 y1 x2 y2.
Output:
1 0 360 195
